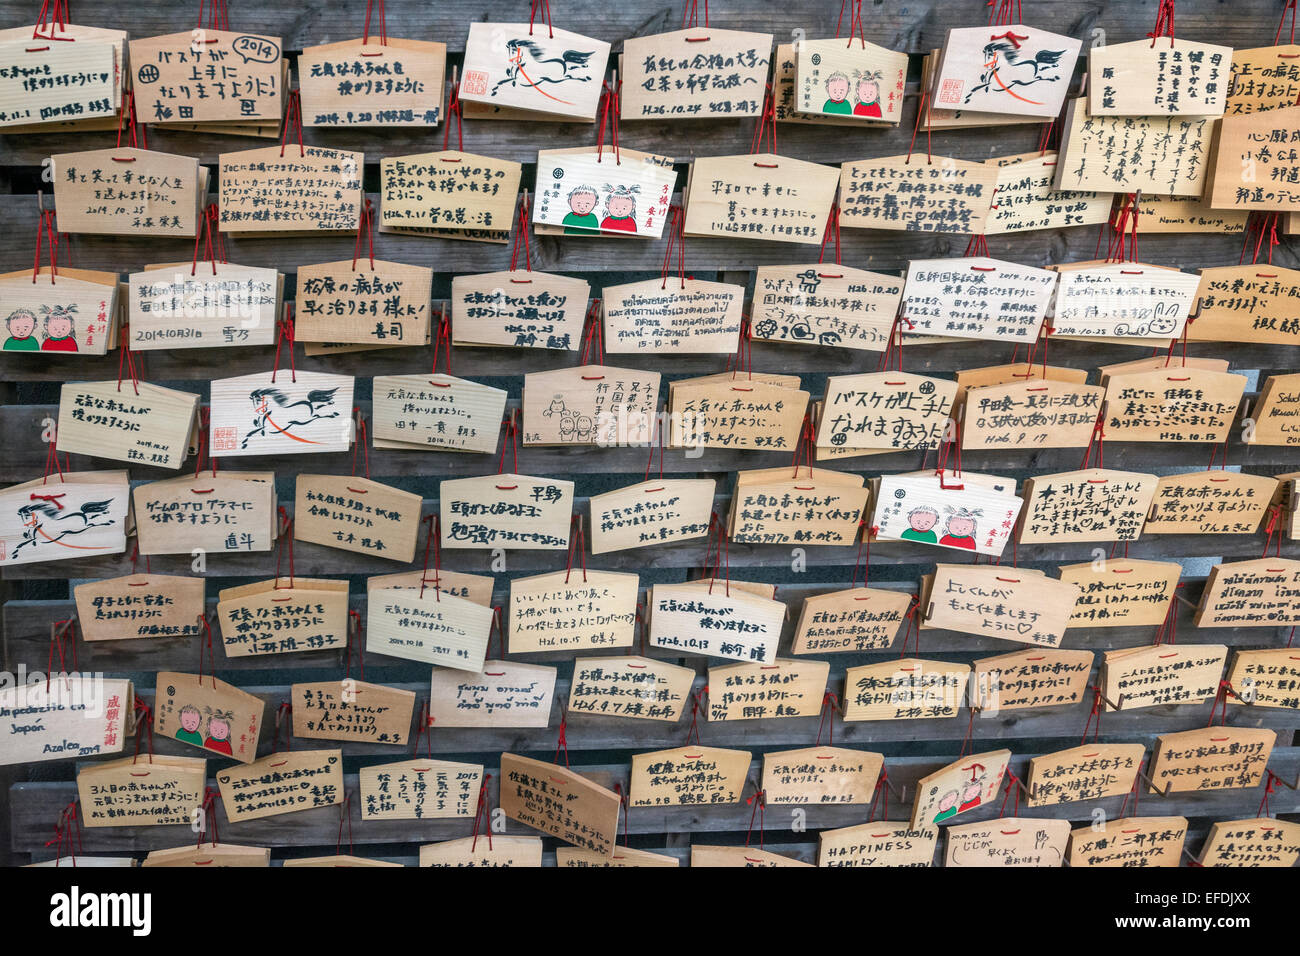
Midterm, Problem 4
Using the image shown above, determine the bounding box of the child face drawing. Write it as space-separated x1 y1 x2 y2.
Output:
207 717 230 742
946 516 976 539
607 195 635 220
179 708 202 733
937 790 959 813
961 781 982 803
857 79 879 103
7 311 35 339
909 510 938 533
826 76 850 103
46 313 73 339
569 191 597 216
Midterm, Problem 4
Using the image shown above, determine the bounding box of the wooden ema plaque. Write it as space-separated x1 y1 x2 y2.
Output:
1226 648 1300 709
522 365 659 446
293 474 422 562
77 754 206 827
1059 559 1181 628
873 472 1022 559
683 153 838 245
294 259 431 347
603 277 745 355
508 569 637 653
133 471 276 556
692 846 812 867
962 379 1104 450
1192 265 1300 346
0 470 130 568
1101 644 1228 711
776 42 864 127
209 370 354 457
557 846 679 867
620 28 773 120
818 372 956 451
0 677 132 766
52 148 203 236
129 261 280 350
0 266 119 355
1090 38 1230 116
944 817 1072 867
0 32 115 127
818 822 937 867
216 578 349 657
130 30 282 124
534 148 675 238
1248 373 1300 446
791 586 912 654
299 37 447 127
154 672 262 764
971 647 1093 712
911 749 1012 829
1017 469 1159 544
499 752 620 856
901 257 1057 342
729 466 868 546
567 655 696 722
762 746 884 805
588 477 715 554
1068 816 1188 868
74 573 205 642
750 263 902 351
440 474 573 550
220 146 362 236
793 37 908 124
1026 743 1145 806
142 843 270 867
56 380 198 471
380 151 523 240
419 835 542 867
292 679 414 746
1145 470 1277 534
1103 367 1246 443
1198 818 1300 867
1148 726 1276 794
706 658 829 721
1227 44 1300 115
924 564 1079 648
647 582 785 664
1208 105 1300 211
983 152 1110 235
843 658 971 722
934 25 1081 118
372 373 507 454
839 155 998 234
919 47 1034 132
217 749 343 822
428 660 556 728
359 757 483 820
460 23 608 120
1195 558 1300 628
628 745 751 807
668 376 809 451
366 585 494 671
1050 262 1202 341
451 271 590 350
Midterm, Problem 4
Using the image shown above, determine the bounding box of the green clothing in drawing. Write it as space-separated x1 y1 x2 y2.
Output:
176 728 204 747
934 806 958 823
3 335 38 351
900 527 938 543
823 98 853 114
562 211 600 235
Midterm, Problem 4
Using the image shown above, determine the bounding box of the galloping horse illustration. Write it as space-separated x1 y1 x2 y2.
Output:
490 38 596 103
11 498 115 559
965 41 1067 105
243 386 341 448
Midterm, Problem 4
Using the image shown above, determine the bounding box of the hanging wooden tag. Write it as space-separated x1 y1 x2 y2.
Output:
1090 38 1230 116
522 366 659 445
1103 367 1246 443
775 42 859 127
1059 558 1181 628
874 473 1022 558
367 569 494 608
1226 647 1300 708
366 585 494 670
588 478 715 554
0 33 115 127
818 372 956 451
628 745 751 807
568 655 696 722
360 758 483 819
217 748 343 822
1050 262 1201 341
209 370 355 456
1054 98 1213 196
1133 194 1249 233
295 259 431 346
620 28 772 120
793 37 908 123
1026 743 1144 806
78 754 206 827
429 660 556 728
603 277 744 354
142 843 271 867
129 262 280 350
818 822 937 867
730 466 868 545
1247 372 1300 445
902 257 1057 343
440 474 573 550
460 23 608 120
984 152 1110 235
0 470 130 567
792 586 912 654
1198 817 1300 867
299 37 447 127
692 845 812 867
1227 44 1300 114
706 658 829 721
372 374 507 454
558 846 679 867
1149 726 1275 794
945 817 1071 867
534 149 674 237
74 573 205 642
220 146 362 236
154 672 263 764
1017 469 1159 544
419 835 542 867
1069 816 1188 867
1209 104 1300 210
843 658 970 722
291 679 414 745
750 263 902 351
216 577 349 657
647 582 785 664
380 151 522 241
924 564 1078 648
1101 643 1228 711
0 676 132 766
920 47 1032 131
508 569 638 653
1146 470 1277 534
839 155 998 233
762 746 883 805
133 471 276 555
911 749 1011 829
1191 265 1300 345
668 376 809 451
130 30 282 124
683 153 838 244
971 647 1093 711
934 25 1081 118
294 474 422 562
500 751 620 856
1195 558 1300 628
56 380 199 470
962 379 1105 450
450 271 589 349
52 148 203 236
0 266 119 355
